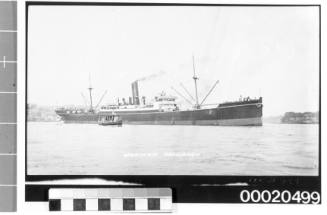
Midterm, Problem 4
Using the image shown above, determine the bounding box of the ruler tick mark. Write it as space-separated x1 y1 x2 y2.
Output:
2 56 6 69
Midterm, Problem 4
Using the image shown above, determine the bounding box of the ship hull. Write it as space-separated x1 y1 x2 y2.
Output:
122 117 262 126
55 113 99 124
56 101 263 126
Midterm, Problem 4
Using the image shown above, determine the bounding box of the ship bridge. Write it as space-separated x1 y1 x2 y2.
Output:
154 92 178 112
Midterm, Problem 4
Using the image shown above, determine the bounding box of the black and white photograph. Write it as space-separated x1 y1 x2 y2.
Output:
26 3 320 181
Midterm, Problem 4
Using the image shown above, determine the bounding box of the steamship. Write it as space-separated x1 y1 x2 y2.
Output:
55 83 263 126
55 61 263 126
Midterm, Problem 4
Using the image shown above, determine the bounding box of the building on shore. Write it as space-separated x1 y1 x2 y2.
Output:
281 112 319 124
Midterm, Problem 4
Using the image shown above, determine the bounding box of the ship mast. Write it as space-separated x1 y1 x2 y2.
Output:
88 73 93 111
192 55 200 109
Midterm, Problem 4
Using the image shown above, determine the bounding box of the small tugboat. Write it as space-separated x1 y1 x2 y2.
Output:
98 115 123 126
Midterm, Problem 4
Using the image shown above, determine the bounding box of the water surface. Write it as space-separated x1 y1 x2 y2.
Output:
27 122 319 175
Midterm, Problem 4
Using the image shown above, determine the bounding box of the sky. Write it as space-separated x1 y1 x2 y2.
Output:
28 6 320 116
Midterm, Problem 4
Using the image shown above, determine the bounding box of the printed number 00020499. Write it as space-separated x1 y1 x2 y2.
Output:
240 190 320 204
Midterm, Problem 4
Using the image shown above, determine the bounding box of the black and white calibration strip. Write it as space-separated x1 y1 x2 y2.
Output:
48 188 172 212
0 0 17 212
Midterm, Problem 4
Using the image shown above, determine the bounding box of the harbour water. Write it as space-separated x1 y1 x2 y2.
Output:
27 122 319 176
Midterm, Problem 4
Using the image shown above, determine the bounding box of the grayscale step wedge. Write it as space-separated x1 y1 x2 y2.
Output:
48 188 172 212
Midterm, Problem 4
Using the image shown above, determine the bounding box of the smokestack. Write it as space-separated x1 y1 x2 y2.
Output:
131 81 140 105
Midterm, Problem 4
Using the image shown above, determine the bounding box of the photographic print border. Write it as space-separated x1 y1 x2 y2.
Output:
25 1 321 203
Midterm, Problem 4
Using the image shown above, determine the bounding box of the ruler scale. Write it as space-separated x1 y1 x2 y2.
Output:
0 0 17 212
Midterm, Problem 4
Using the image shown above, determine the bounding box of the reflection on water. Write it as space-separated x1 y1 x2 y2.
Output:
27 122 319 175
